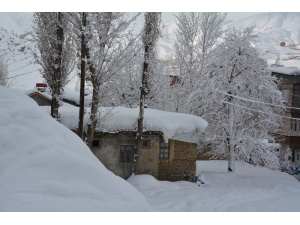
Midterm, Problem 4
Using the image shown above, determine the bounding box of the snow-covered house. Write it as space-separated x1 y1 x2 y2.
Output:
268 66 300 166
25 84 92 107
54 105 208 182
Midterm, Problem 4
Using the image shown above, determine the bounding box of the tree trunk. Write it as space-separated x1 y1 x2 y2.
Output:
86 87 99 148
228 96 235 172
51 12 64 121
134 46 149 174
78 12 87 139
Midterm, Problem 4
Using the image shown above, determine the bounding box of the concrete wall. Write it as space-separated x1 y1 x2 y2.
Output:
137 134 160 178
91 132 136 179
158 139 197 182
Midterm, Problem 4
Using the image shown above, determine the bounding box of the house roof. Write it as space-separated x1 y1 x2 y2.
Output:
27 90 52 102
267 66 300 75
21 87 92 107
44 104 208 144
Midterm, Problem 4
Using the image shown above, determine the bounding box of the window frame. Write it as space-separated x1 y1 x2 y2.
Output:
159 142 169 159
120 145 134 163
281 89 290 103
142 139 150 149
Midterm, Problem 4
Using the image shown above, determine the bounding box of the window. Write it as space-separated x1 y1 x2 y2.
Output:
290 119 299 132
92 139 101 147
120 145 134 162
160 142 169 159
281 90 290 102
142 140 150 148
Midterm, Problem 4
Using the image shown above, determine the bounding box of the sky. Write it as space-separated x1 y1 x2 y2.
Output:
129 12 263 28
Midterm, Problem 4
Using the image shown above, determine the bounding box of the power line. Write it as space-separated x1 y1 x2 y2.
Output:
8 63 32 73
218 90 300 111
6 69 39 79
221 100 300 122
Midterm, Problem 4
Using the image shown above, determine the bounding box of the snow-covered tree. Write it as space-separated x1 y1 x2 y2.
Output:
103 50 169 110
173 12 226 113
84 12 140 148
198 12 227 74
32 12 75 119
188 27 284 172
174 13 201 91
134 12 162 174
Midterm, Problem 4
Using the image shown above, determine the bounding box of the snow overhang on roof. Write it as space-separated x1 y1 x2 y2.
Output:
267 67 300 75
58 105 208 144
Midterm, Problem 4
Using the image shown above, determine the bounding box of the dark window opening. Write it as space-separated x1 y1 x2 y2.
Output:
142 140 150 148
92 139 101 147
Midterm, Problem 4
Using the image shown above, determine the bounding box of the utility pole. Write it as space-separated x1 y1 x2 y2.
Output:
78 12 86 139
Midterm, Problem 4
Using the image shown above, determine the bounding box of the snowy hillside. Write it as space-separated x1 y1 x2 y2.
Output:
0 86 152 211
224 12 300 67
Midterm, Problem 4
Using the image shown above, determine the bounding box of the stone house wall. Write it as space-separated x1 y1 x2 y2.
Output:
158 139 197 182
88 132 198 182
91 132 136 179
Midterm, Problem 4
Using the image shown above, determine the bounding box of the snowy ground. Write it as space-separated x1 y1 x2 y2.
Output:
128 160 300 212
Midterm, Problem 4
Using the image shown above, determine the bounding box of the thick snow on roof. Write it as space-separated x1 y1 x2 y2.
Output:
62 88 92 106
55 104 208 143
267 66 300 75
0 86 152 211
19 87 92 106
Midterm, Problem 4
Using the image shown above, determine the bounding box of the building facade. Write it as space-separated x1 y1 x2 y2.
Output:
268 67 300 166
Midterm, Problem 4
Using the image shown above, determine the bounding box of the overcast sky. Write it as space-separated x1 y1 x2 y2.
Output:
130 12 263 27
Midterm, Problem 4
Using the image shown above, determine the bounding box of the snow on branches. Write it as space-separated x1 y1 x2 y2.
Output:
188 27 285 170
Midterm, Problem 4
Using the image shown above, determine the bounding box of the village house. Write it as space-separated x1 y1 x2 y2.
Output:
267 66 300 166
25 89 208 182
26 83 92 107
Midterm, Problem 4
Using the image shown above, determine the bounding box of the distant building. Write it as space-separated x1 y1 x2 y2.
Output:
280 42 286 47
268 66 300 166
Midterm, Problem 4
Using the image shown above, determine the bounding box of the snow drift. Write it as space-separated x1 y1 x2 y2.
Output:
0 86 152 211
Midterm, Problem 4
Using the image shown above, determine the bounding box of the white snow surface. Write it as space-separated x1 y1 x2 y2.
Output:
267 66 300 75
0 86 152 212
128 160 300 212
50 104 208 143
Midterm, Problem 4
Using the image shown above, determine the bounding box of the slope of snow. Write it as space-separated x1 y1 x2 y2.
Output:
45 104 208 143
128 160 300 212
224 12 300 67
0 86 152 211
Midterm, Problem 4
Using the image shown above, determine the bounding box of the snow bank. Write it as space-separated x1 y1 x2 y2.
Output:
128 160 300 212
267 66 300 75
0 86 152 211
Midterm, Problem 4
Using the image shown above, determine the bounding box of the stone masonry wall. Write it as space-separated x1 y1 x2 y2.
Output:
158 140 197 182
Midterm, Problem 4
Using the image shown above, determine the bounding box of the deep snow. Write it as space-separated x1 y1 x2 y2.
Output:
128 160 300 212
1 86 300 212
0 86 152 211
